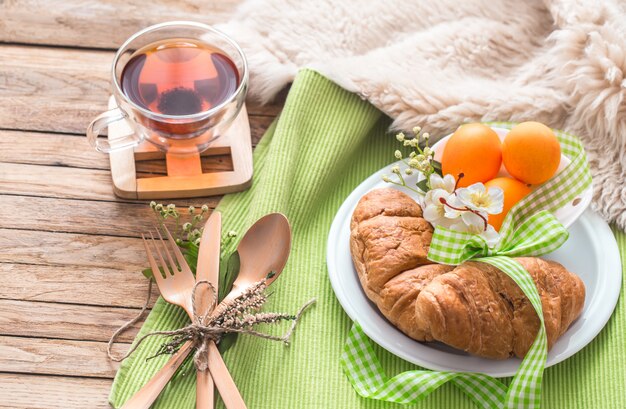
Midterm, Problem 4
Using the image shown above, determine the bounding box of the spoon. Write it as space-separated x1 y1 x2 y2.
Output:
219 212 292 309
122 213 291 409
204 213 291 408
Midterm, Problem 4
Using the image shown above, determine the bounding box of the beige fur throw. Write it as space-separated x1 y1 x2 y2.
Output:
218 0 626 229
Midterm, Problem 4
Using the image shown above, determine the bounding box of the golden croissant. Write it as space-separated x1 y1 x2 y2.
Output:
350 188 585 359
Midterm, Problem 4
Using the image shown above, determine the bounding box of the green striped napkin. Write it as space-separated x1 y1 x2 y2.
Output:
109 69 626 409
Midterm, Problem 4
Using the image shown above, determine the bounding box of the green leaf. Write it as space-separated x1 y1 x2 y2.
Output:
218 332 239 353
142 266 167 280
184 253 197 275
216 251 241 353
179 241 199 274
142 267 154 280
432 160 443 176
416 178 429 193
184 241 199 256
219 250 240 302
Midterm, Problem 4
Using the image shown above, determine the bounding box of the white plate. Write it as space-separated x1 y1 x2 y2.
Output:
430 126 592 229
327 166 621 377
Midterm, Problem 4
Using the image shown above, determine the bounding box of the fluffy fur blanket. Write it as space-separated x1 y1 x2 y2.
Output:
219 0 626 229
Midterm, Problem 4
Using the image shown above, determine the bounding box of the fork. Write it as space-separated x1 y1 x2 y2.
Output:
121 225 244 409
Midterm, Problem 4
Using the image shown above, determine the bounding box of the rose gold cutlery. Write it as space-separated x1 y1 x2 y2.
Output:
123 217 242 409
123 213 291 409
120 229 199 409
213 213 291 311
195 211 221 409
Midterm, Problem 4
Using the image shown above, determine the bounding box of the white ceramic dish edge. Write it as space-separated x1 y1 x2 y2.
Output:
327 158 621 377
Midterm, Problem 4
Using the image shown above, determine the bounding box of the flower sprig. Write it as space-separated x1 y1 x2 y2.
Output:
381 126 504 245
382 127 443 195
150 202 210 245
144 202 241 281
422 174 504 246
119 275 316 365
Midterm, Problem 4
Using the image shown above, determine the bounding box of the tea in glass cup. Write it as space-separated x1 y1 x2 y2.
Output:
87 21 248 156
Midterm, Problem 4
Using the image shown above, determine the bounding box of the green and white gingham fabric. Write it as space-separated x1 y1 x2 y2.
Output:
342 324 508 409
428 211 569 264
341 123 593 408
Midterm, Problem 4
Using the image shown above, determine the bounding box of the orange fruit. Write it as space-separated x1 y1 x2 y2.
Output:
441 123 502 187
502 122 561 185
484 177 532 231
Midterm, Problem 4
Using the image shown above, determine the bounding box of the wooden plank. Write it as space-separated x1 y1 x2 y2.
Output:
0 162 225 204
249 114 275 144
0 263 158 308
0 45 112 134
0 161 123 201
0 336 124 378
0 131 110 170
0 195 218 238
0 129 237 173
0 373 112 409
0 299 147 343
0 228 146 270
0 124 270 171
0 0 240 49
0 44 281 134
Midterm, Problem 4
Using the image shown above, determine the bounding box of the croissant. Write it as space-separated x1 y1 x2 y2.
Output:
350 188 585 359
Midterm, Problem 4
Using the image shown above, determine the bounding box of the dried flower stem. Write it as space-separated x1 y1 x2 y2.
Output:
108 279 316 371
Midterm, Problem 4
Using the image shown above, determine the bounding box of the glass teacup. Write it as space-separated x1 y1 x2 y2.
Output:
87 21 248 156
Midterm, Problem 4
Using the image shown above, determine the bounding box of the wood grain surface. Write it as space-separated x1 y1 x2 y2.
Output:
0 1 283 407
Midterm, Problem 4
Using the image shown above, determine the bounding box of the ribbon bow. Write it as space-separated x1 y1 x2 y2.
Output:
423 210 570 408
428 210 569 265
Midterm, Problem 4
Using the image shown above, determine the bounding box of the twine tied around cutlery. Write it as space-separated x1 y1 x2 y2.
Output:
108 277 316 372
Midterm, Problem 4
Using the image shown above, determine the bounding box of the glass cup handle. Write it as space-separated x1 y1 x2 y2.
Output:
86 108 143 153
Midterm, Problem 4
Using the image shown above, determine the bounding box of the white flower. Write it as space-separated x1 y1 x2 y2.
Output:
461 209 487 229
481 225 501 246
441 193 463 219
394 150 402 159
423 189 454 227
429 174 456 194
456 183 504 215
417 160 430 172
450 219 501 247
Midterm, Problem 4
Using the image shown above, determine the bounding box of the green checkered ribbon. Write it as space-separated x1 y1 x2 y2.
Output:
341 123 592 408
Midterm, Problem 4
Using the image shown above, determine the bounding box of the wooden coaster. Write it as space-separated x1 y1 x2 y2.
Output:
107 96 253 199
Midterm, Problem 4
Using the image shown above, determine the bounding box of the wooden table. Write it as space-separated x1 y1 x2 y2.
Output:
0 2 282 407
